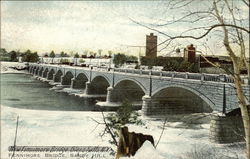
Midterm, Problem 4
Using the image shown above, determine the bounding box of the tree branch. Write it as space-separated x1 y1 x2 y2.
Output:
101 111 118 146
155 118 167 148
241 0 250 7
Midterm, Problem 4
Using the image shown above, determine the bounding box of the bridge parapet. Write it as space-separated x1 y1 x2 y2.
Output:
112 67 249 84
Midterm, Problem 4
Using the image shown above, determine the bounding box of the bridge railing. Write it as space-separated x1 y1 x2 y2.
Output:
151 71 161 76
188 73 202 80
112 68 239 83
93 67 240 84
134 69 141 74
162 71 172 77
203 74 220 82
89 67 242 84
173 72 186 79
141 70 150 75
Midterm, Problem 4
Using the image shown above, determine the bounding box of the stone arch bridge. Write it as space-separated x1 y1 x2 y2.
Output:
29 63 249 116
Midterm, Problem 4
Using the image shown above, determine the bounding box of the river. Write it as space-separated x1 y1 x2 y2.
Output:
1 73 94 111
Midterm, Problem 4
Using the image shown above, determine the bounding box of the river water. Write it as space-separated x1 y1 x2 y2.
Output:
1 73 94 111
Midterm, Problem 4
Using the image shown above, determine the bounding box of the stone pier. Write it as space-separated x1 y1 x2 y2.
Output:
84 82 91 95
142 95 152 116
70 78 76 88
209 115 245 143
106 87 114 103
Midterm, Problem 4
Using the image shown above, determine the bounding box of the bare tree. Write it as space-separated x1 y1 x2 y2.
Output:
91 111 118 146
131 0 249 158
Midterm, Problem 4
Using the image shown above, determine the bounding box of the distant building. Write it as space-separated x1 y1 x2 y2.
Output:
145 33 157 58
200 55 232 67
199 55 234 74
184 44 196 63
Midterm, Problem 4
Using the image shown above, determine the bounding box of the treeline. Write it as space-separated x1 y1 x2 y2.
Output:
0 48 114 63
0 48 39 62
113 53 138 67
45 50 112 59
141 56 199 72
45 51 69 58
112 54 199 72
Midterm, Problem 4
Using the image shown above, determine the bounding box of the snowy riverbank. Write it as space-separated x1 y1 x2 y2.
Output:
0 61 27 74
1 105 246 159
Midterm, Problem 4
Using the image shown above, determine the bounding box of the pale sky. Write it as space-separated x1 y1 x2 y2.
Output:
1 1 249 56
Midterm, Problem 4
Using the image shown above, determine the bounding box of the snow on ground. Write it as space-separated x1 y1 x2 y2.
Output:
0 61 27 74
120 141 165 159
1 105 246 159
1 105 114 159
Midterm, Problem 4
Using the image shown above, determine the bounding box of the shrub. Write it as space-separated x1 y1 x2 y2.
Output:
163 59 180 71
113 53 127 67
135 64 140 69
49 51 55 58
105 100 144 144
74 53 80 58
79 59 85 63
10 51 18 62
21 50 39 62
60 59 70 64
113 54 139 67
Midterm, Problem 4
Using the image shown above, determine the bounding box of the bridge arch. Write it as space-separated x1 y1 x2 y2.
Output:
62 71 74 85
65 70 75 78
72 73 89 89
43 68 49 78
114 78 147 94
35 67 40 75
151 85 214 114
38 67 44 77
47 69 55 80
91 74 111 86
54 70 63 82
111 79 146 103
89 76 110 94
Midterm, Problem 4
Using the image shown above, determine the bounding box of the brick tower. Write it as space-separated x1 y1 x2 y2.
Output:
184 44 196 63
146 33 157 58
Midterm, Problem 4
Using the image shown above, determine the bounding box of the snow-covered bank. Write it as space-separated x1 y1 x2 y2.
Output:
0 61 27 74
121 141 165 159
1 105 114 159
1 105 245 159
